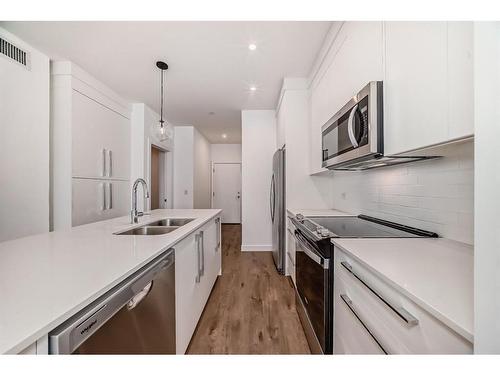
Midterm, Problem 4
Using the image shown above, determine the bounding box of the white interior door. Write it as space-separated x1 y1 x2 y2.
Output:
212 163 241 223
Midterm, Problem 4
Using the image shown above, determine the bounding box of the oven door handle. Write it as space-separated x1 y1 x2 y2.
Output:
294 230 329 269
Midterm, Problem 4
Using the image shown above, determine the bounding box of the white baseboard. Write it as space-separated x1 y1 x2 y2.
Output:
240 244 273 252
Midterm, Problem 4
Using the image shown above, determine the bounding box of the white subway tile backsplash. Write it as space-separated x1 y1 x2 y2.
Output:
330 140 474 244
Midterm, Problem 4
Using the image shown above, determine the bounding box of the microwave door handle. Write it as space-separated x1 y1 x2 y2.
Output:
348 104 359 148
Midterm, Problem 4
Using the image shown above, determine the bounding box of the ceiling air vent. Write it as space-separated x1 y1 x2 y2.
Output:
0 37 30 69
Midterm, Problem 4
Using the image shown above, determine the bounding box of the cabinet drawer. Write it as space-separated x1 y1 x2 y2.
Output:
334 276 386 354
334 249 472 354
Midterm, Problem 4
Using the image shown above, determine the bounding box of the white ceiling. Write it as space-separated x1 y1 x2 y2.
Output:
2 21 331 143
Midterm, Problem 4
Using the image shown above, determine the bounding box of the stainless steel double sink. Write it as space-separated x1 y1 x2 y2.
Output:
116 218 194 236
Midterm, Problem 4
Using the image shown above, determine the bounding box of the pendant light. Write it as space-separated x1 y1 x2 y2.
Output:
151 60 173 142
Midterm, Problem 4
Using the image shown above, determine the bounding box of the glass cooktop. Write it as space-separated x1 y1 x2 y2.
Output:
303 215 437 238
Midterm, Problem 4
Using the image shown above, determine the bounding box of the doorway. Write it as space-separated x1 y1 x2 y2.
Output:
150 145 168 210
211 163 241 223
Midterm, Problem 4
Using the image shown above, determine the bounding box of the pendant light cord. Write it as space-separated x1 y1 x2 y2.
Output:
160 68 164 127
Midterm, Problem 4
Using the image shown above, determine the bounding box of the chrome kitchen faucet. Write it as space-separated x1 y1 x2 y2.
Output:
131 178 150 224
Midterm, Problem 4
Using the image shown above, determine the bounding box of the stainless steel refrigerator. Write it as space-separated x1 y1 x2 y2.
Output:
270 147 285 274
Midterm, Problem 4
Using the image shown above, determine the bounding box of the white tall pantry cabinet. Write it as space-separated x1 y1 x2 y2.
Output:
51 62 131 229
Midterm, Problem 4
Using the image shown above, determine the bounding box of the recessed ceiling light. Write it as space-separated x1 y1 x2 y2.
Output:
248 43 257 51
249 86 257 92
222 134 227 139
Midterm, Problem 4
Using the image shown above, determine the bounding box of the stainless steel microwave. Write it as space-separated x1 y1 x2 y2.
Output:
321 81 384 169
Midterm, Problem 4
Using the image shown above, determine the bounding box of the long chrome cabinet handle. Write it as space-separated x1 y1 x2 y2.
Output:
108 149 112 177
195 234 201 283
340 294 389 354
101 148 107 177
108 183 113 209
340 261 418 326
200 231 205 276
215 217 220 252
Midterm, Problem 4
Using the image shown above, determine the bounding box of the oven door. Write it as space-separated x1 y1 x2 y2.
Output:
294 229 332 354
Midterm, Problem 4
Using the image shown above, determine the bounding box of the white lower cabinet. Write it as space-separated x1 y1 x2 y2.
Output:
72 178 129 226
175 216 221 354
333 248 472 354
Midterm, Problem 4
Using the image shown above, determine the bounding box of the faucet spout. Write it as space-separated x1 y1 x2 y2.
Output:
131 178 150 224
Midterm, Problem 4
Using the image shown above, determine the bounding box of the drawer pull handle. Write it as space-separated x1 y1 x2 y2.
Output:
340 294 389 355
340 261 419 326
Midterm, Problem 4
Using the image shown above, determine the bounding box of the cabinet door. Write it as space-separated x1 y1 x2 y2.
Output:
200 218 220 291
72 90 130 179
175 233 205 354
72 178 129 226
447 22 474 139
384 22 448 155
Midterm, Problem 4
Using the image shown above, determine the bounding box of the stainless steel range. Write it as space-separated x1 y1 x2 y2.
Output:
290 214 437 354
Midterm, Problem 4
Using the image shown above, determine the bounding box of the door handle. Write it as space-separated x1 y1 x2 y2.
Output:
107 183 113 210
107 149 112 177
340 261 418 326
215 218 221 252
347 105 359 147
101 148 107 177
195 233 201 283
341 294 389 354
200 231 205 276
269 173 275 223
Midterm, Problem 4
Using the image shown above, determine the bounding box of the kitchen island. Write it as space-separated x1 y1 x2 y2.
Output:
0 209 221 354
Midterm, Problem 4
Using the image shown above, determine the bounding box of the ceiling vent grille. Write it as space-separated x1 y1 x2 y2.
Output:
0 37 30 69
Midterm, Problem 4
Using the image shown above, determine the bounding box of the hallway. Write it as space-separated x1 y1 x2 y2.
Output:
187 224 311 354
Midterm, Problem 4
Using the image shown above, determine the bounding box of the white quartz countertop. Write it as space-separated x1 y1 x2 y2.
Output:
0 209 221 354
287 208 354 217
332 237 473 342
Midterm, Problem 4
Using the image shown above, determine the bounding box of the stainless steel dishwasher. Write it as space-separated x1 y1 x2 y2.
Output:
49 249 175 354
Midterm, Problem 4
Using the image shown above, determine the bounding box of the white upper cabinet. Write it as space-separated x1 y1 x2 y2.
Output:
72 91 130 180
384 22 474 155
447 22 474 140
309 22 384 174
308 22 474 168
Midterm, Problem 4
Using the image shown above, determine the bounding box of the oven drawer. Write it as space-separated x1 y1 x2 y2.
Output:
334 248 472 354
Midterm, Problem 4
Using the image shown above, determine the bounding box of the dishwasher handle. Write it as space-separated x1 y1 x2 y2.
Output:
49 248 175 354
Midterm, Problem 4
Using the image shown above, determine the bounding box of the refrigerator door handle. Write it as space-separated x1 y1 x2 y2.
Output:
270 174 275 222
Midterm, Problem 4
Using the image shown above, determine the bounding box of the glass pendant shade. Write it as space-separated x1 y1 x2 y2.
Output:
151 120 173 142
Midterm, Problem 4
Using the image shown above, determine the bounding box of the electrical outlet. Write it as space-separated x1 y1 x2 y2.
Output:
184 190 188 195
341 192 346 200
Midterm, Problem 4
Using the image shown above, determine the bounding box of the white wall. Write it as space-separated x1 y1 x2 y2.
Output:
330 140 474 244
0 28 49 242
173 127 194 209
131 103 173 211
474 22 500 354
211 144 242 163
193 128 212 209
241 110 276 251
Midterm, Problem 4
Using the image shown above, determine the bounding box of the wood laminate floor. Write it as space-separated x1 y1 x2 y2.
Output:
187 224 311 354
